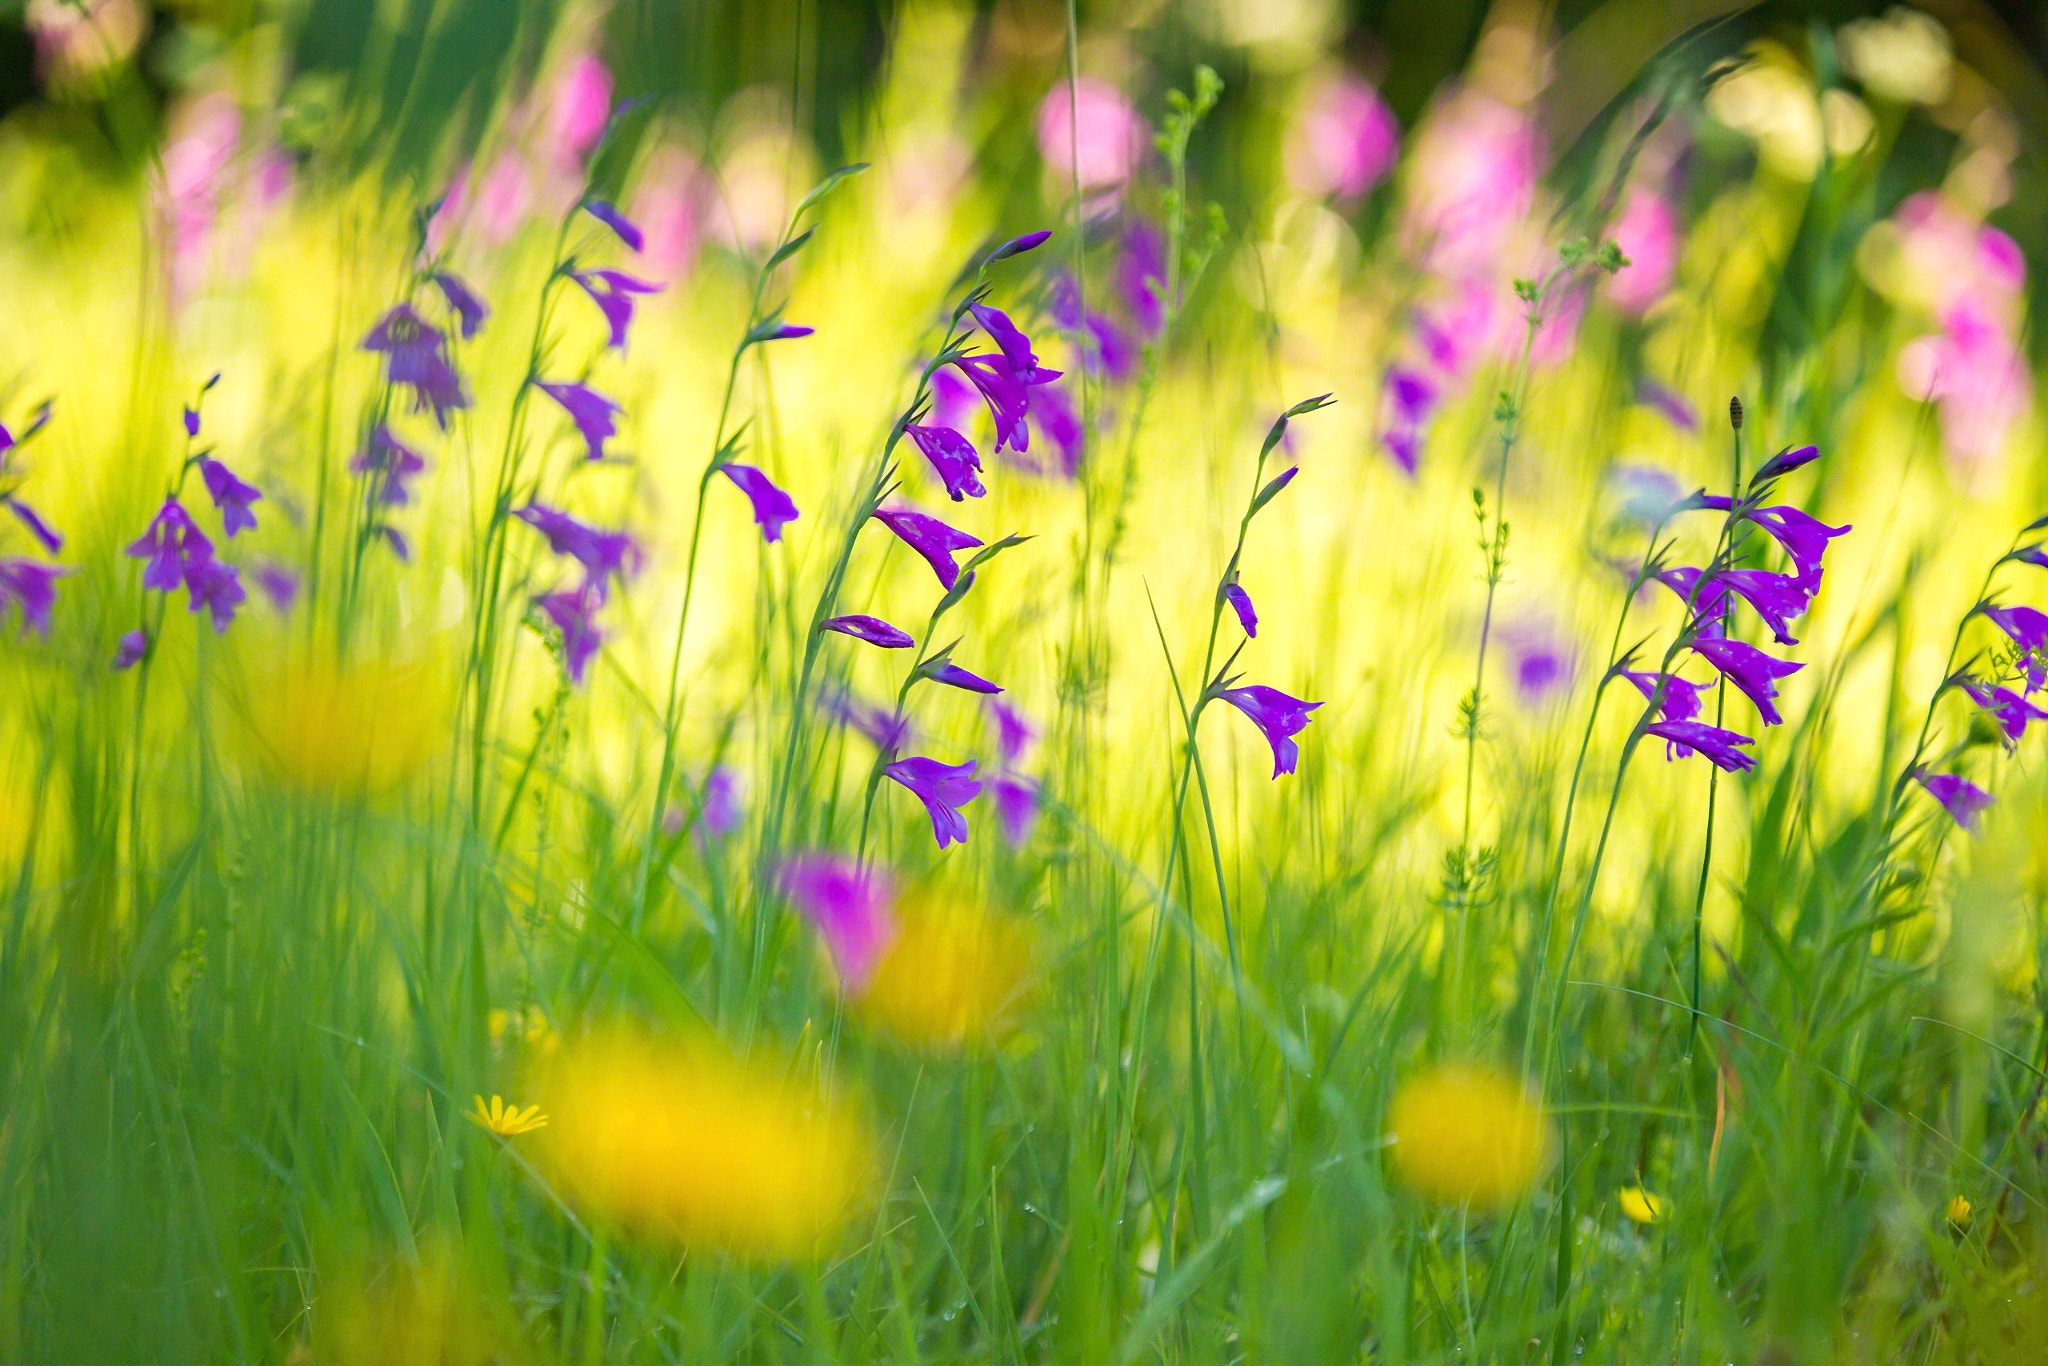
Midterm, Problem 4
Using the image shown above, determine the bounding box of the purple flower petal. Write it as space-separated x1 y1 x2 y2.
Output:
1215 684 1321 779
778 853 896 988
989 698 1036 767
536 381 622 462
907 423 985 501
570 269 663 350
1645 718 1756 771
884 755 982 849
1619 669 1705 724
822 614 915 649
990 229 1052 260
350 425 428 505
1690 636 1804 727
1959 677 2048 744
183 557 245 633
581 199 645 252
1917 770 1993 830
113 628 148 670
183 406 201 438
1752 444 1821 483
871 507 983 590
125 497 212 594
516 503 642 585
1222 582 1257 638
199 458 262 538
5 498 62 554
537 583 606 684
720 464 799 543
927 662 1002 694
256 562 300 615
1984 604 2048 657
994 772 1040 846
431 272 489 339
0 558 69 636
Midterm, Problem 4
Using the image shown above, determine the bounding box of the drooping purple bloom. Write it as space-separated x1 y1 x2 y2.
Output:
907 423 985 501
581 198 644 251
1959 677 2048 744
822 614 914 649
1701 499 1851 585
1215 684 1322 779
927 662 1002 694
1637 380 1697 431
1256 466 1299 507
4 498 62 554
377 525 412 562
0 558 67 635
126 497 213 593
2010 546 2048 571
822 687 913 752
183 557 245 633
1917 770 1993 830
993 772 1040 846
1385 366 1437 426
1223 582 1258 638
1120 219 1166 334
1655 566 1812 645
199 458 262 538
1690 636 1805 727
430 272 488 339
929 366 980 431
113 628 148 671
1049 275 1137 381
1645 718 1757 772
969 303 1042 376
872 507 983 590
778 853 895 988
701 767 742 839
1499 616 1576 705
720 464 799 543
752 323 814 342
1984 604 2048 657
1620 669 1706 723
536 583 606 685
884 756 982 849
350 425 428 505
516 503 642 586
255 562 300 614
1382 428 1422 476
537 381 622 462
989 697 1036 766
362 304 468 428
950 354 1058 455
570 269 663 350
183 406 201 438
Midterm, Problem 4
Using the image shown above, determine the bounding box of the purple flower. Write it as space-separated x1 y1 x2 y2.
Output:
126 497 213 593
581 198 644 251
1645 718 1757 772
822 614 914 649
184 557 245 633
989 698 1036 766
113 628 148 671
1655 566 1812 646
4 498 62 554
536 381 622 462
1702 499 1851 585
994 772 1040 846
701 768 742 838
0 558 67 635
431 273 488 339
183 406 201 438
1917 770 1993 830
1215 684 1322 779
1638 380 1697 431
1382 428 1422 476
990 229 1052 260
951 354 1059 455
1034 383 1085 478
1499 617 1576 705
929 366 980 431
1620 669 1706 722
199 458 262 537
537 583 606 684
927 662 1002 694
969 303 1042 376
350 425 428 505
1690 636 1804 727
1752 444 1821 483
751 323 814 343
823 687 913 752
377 525 412 562
516 503 641 585
256 562 300 614
362 304 468 428
720 464 799 543
1959 677 2048 744
2010 546 2048 571
778 853 895 988
884 755 982 849
1984 604 2048 656
872 507 983 590
1049 275 1137 382
1223 582 1258 638
1120 219 1165 334
1385 366 1437 426
907 423 985 500
570 269 663 349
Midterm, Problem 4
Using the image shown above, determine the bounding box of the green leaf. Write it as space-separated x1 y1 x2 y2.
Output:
791 162 870 219
963 533 1032 572
1249 466 1299 516
765 228 815 270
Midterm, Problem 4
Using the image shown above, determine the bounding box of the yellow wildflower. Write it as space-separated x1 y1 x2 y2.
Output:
242 650 449 796
1386 1063 1550 1209
466 1094 547 1137
534 1030 872 1261
854 892 1035 1050
1619 1185 1668 1224
1946 1194 1973 1230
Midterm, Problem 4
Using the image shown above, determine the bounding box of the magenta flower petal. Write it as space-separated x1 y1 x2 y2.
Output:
1216 684 1322 779
581 199 645 251
183 557 245 634
1917 770 1993 830
256 562 300 615
989 698 1036 766
537 583 606 684
994 772 1040 846
990 229 1052 260
927 662 1002 694
1222 583 1258 638
1753 444 1820 483
536 381 622 462
5 497 62 554
822 614 914 649
1690 636 1805 727
951 354 1034 454
884 755 982 849
968 303 1042 376
1645 718 1757 771
720 464 799 543
907 423 985 501
125 496 212 593
1984 604 2048 656
431 272 489 339
350 425 428 505
113 628 148 670
516 503 642 584
778 853 896 988
199 458 262 538
1745 505 1851 585
570 269 664 350
0 558 69 636
1959 677 2048 744
1619 669 1705 724
871 507 983 590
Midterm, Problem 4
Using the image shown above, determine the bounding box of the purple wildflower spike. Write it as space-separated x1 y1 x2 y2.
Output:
702 768 742 838
990 229 1052 260
377 525 412 562
1215 684 1322 779
907 423 985 501
0 559 67 635
126 497 213 593
778 853 896 988
5 498 62 554
822 614 914 649
1690 636 1805 727
1222 583 1258 638
719 464 799 543
537 583 606 685
989 698 1035 766
256 562 300 614
199 459 262 537
113 628 148 671
581 199 644 251
570 269 663 349
350 425 428 505
1620 669 1706 723
884 755 982 849
362 304 468 428
1120 219 1166 334
184 558 245 633
1916 770 1993 830
431 273 488 339
1655 566 1812 645
823 687 913 752
1984 604 2048 656
516 503 641 586
536 381 622 462
994 772 1040 846
1752 444 1821 484
871 507 983 590
1645 718 1757 772
927 662 1002 694
1959 677 2048 744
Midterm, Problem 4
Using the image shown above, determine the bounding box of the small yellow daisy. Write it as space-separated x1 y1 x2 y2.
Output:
1946 1194 1972 1230
467 1094 548 1137
1619 1185 1668 1224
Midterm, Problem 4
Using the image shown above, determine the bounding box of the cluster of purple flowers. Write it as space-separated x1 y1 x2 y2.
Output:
518 502 642 685
1912 554 2048 831
1024 218 1166 478
0 402 67 638
1619 442 1848 772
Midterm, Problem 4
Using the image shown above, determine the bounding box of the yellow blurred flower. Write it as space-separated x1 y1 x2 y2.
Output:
1619 1185 1668 1224
243 650 449 796
1386 1063 1550 1209
488 1005 558 1056
1946 1194 1973 1230
853 892 1035 1050
534 1030 872 1261
467 1094 547 1137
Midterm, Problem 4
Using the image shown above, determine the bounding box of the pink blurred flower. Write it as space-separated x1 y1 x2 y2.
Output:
632 145 709 279
547 55 614 165
1036 78 1144 190
26 0 146 92
160 93 240 311
1604 185 1678 315
1285 74 1399 201
1891 191 2025 321
1898 299 2031 476
1400 88 1541 274
473 151 535 244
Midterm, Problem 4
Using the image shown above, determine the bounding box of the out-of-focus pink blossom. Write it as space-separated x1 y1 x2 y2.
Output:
1604 186 1678 315
1400 88 1540 274
25 0 146 93
1285 74 1399 201
632 145 708 279
547 55 614 164
1898 299 2031 476
473 152 535 244
1887 191 2025 323
884 129 972 214
160 93 240 311
1036 78 1144 190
